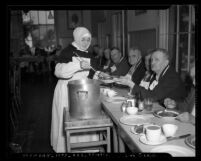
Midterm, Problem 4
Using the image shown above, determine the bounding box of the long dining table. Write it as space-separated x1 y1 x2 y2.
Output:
100 86 195 156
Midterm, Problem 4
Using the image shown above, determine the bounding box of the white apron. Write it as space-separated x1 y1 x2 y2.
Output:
50 57 99 153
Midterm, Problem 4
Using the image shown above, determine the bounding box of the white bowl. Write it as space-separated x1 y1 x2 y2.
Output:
162 124 178 137
126 107 138 115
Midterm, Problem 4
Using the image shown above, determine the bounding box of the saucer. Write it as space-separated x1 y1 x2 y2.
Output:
185 135 195 149
139 134 167 145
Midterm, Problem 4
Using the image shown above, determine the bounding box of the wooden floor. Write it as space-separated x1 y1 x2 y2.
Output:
16 72 57 153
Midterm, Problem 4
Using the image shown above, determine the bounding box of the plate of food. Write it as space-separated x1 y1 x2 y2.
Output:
99 75 116 84
185 134 195 149
153 109 179 119
130 123 154 135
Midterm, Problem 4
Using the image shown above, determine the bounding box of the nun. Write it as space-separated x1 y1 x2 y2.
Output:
50 27 99 152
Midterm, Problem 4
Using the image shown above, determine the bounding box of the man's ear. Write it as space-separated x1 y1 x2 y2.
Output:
166 59 169 66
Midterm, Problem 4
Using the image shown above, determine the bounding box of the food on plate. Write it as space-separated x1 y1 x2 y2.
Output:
158 111 178 117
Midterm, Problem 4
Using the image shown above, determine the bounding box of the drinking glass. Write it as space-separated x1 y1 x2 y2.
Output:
144 98 153 111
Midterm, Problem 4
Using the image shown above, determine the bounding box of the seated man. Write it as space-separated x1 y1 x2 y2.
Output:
104 47 130 76
120 47 146 85
102 48 112 70
115 48 187 104
90 44 104 70
139 50 155 89
164 62 195 125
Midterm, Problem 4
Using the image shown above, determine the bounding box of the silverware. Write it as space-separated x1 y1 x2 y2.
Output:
166 134 191 141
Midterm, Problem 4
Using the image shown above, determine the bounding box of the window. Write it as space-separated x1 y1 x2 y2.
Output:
168 5 195 73
22 10 56 49
112 12 123 51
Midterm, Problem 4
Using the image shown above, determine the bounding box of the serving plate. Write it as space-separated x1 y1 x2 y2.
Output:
150 145 195 157
185 134 195 149
119 115 153 126
101 79 115 84
153 109 179 119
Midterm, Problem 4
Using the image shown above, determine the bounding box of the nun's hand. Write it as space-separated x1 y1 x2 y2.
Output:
80 61 91 70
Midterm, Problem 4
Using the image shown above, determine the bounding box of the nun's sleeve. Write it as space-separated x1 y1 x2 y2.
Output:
54 45 82 79
54 62 81 79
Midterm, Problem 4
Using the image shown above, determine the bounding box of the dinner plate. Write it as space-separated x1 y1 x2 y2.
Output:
101 79 115 84
150 145 195 157
104 96 127 103
119 115 153 126
185 135 195 149
153 109 179 119
139 134 167 145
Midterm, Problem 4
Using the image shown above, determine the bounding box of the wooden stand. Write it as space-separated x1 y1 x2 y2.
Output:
64 108 113 152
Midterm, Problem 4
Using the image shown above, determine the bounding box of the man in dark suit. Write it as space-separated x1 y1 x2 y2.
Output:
120 47 146 85
104 47 130 76
164 62 195 124
116 48 187 104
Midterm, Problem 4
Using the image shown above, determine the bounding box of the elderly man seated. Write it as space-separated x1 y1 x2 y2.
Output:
164 62 195 125
139 49 155 89
103 47 130 77
115 48 187 104
120 47 146 85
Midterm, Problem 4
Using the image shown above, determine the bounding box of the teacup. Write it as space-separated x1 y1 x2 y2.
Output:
145 125 162 142
162 124 178 137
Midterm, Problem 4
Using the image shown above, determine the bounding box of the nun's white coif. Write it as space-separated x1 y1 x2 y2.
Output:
72 27 91 52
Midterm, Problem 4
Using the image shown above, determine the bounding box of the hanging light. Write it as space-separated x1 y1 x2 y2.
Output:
48 11 54 19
